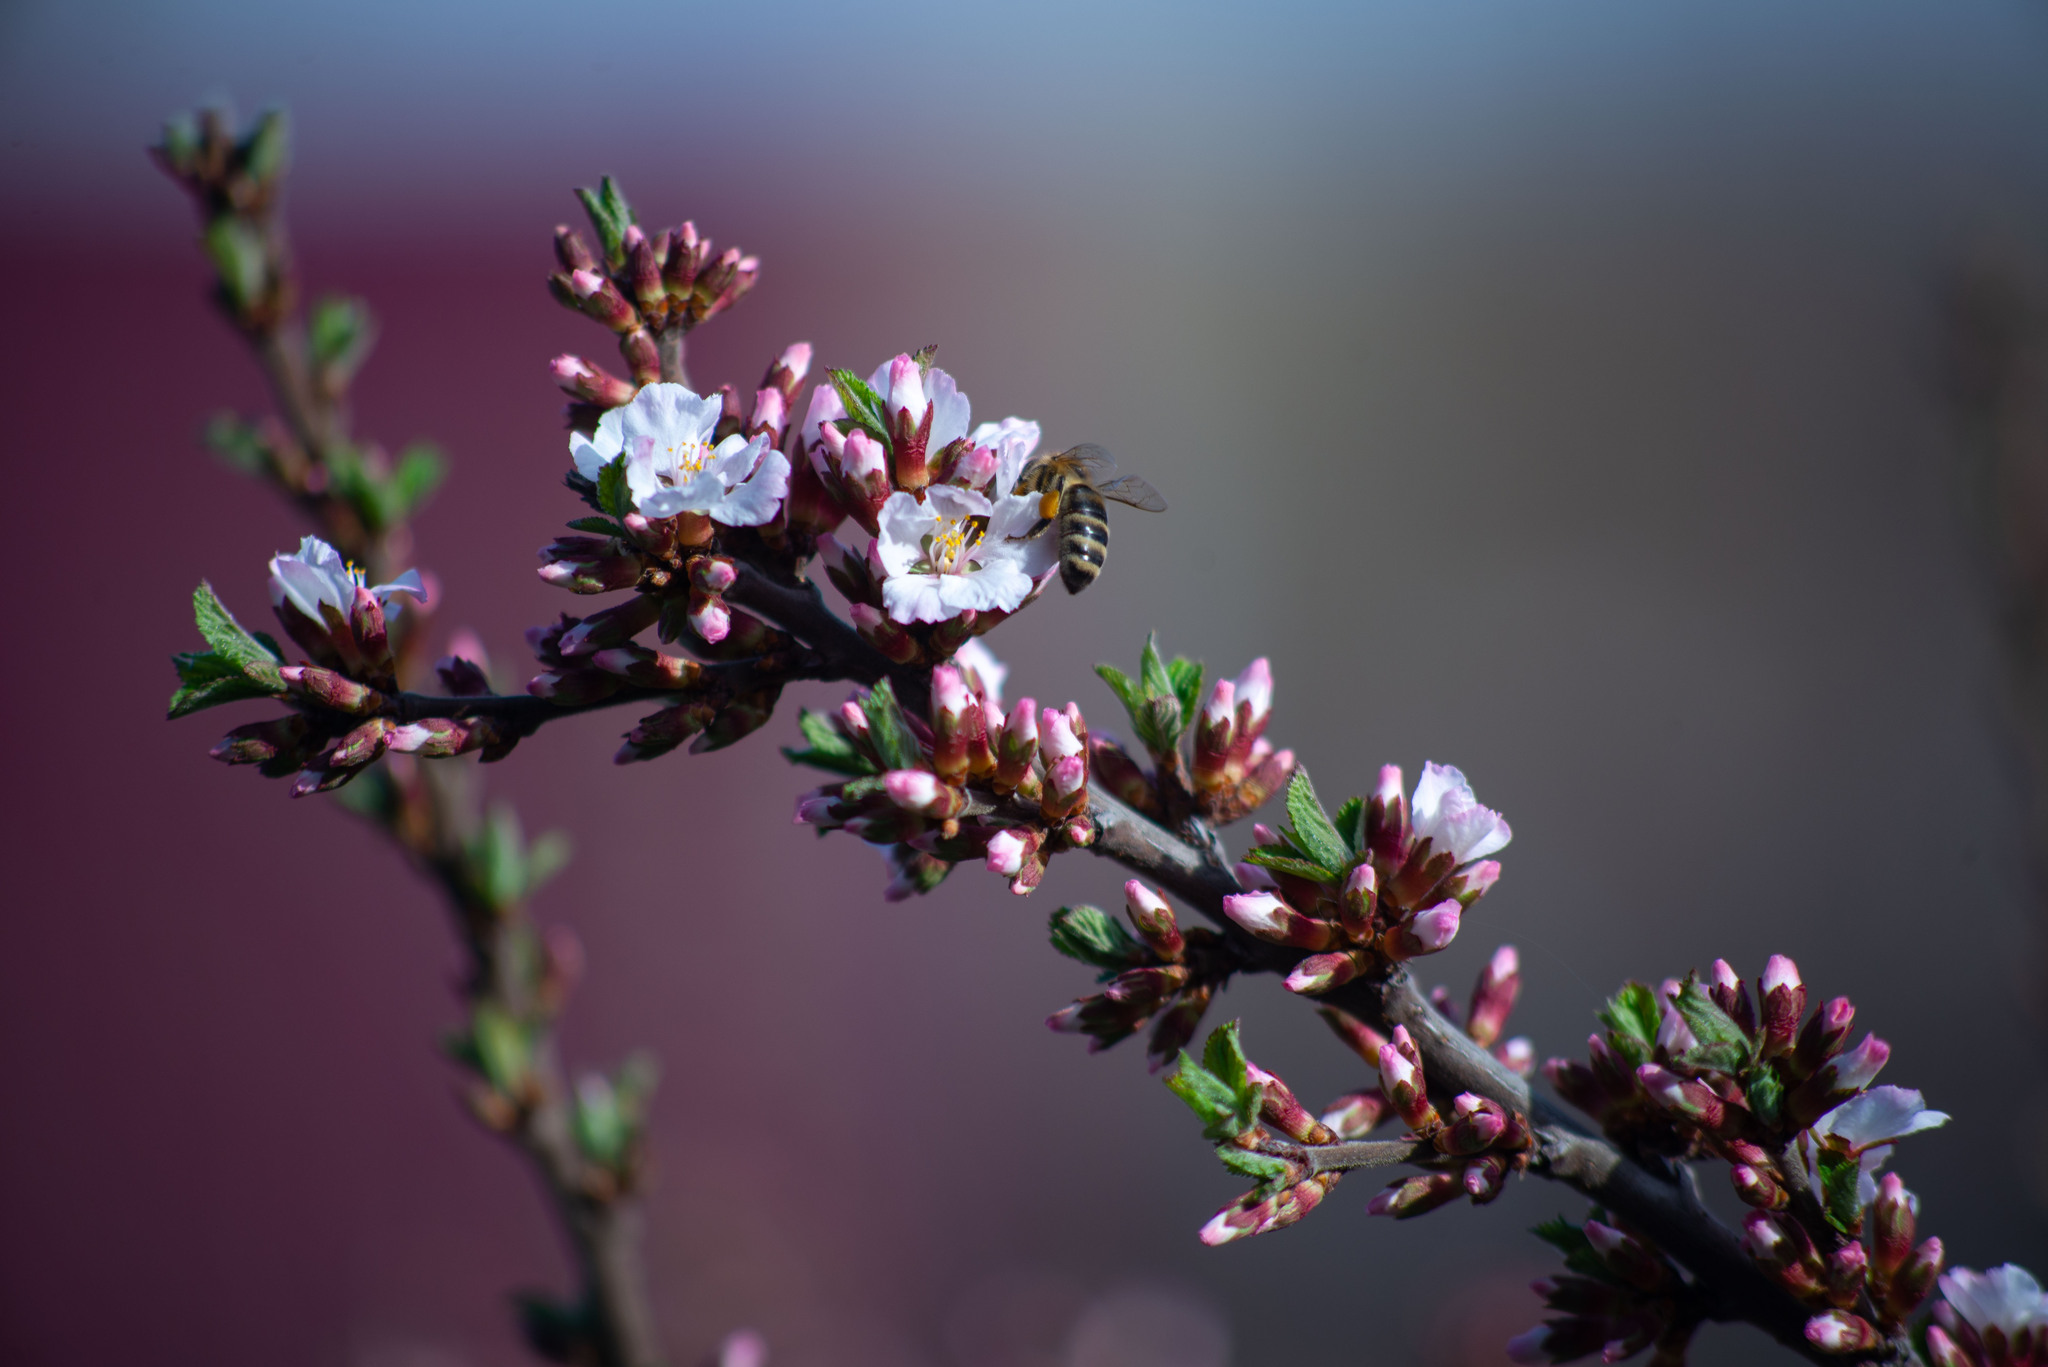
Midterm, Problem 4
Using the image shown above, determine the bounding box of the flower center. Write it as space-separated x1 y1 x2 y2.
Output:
658 439 712 483
926 514 983 574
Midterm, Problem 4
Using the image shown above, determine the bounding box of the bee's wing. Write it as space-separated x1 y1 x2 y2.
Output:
1056 443 1120 481
1096 474 1167 512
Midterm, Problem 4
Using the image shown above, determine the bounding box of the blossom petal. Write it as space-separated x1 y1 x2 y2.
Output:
982 492 1058 578
709 450 790 527
875 492 938 579
1813 1087 1950 1154
972 417 1042 493
704 433 767 484
372 568 428 605
926 366 970 452
570 432 615 481
616 382 718 447
1940 1265 2048 1339
1410 761 1512 864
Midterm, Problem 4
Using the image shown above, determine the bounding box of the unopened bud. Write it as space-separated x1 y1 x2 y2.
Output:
1284 949 1366 995
1338 862 1377 938
1124 881 1184 961
1467 944 1520 1048
1637 1062 1727 1131
1366 1171 1460 1220
884 769 966 819
1384 900 1462 960
1319 1090 1389 1139
1803 1311 1882 1355
279 664 382 715
1223 891 1335 949
1759 954 1807 1058
1040 752 1088 821
1367 763 1409 860
849 602 918 664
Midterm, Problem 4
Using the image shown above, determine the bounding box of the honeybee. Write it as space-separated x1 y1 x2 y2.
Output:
1011 444 1167 594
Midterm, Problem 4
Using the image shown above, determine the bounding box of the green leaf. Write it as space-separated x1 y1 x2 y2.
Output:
1138 633 1175 705
1284 770 1349 874
1241 848 1341 884
168 649 281 718
389 442 445 519
1333 796 1365 854
192 582 283 686
204 217 268 310
1093 662 1143 721
1217 1146 1294 1192
471 1004 531 1092
308 294 374 381
860 679 923 773
782 708 876 777
1815 1149 1864 1234
596 452 633 520
573 1076 628 1167
525 831 572 894
1531 1215 1613 1282
1049 904 1147 971
1672 975 1751 1074
576 175 638 267
1598 982 1661 1067
1165 1052 1259 1143
239 108 290 184
204 413 271 474
566 516 628 537
1166 656 1205 726
827 368 891 443
1201 1019 1252 1098
1745 1067 1786 1130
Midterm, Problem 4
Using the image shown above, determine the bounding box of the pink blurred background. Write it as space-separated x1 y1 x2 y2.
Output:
5 3 2048 1364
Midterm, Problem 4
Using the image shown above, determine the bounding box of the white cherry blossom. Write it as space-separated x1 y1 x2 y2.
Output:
1939 1265 2048 1344
569 382 788 526
875 485 1055 624
969 417 1042 493
1811 1086 1950 1156
1410 762 1512 865
268 536 425 620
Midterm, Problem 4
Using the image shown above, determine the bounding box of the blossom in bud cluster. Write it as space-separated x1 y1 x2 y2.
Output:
874 485 1054 624
569 383 789 527
1407 761 1512 867
1929 1264 2046 1367
268 536 425 676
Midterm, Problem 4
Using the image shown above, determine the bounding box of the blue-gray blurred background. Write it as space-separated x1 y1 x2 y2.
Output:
5 3 2048 1364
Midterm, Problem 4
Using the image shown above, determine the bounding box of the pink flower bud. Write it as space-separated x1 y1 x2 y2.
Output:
1384 900 1462 960
688 590 731 644
794 791 842 827
1367 764 1409 860
1731 1164 1789 1211
949 444 997 489
1285 950 1364 995
1039 708 1085 766
1870 1173 1917 1278
1804 1311 1882 1354
884 769 965 819
1040 751 1089 820
1233 861 1277 892
550 353 638 407
984 827 1035 877
1584 1219 1667 1292
1223 891 1319 945
849 601 918 664
1467 944 1520 1048
1339 862 1377 937
1191 677 1237 794
1366 1171 1460 1220
1124 881 1184 961
1760 954 1807 1057
1496 1037 1535 1075
1319 1090 1389 1139
1637 1063 1726 1130
993 696 1039 795
1709 957 1758 1036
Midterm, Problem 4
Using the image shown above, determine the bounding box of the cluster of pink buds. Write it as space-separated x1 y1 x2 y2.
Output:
1090 638 1295 828
1507 1214 1695 1365
1221 763 1510 994
787 662 1103 900
1747 1165 1946 1354
1043 880 1236 1071
1360 1023 1534 1219
1925 1264 2048 1367
546 176 757 405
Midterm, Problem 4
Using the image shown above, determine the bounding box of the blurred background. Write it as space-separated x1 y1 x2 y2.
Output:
5 2 2048 1364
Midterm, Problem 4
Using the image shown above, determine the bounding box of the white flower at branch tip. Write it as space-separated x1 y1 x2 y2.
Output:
1409 762 1511 865
569 382 789 526
1811 1086 1950 1156
875 485 1057 624
1939 1265 2048 1343
268 535 426 619
874 357 971 452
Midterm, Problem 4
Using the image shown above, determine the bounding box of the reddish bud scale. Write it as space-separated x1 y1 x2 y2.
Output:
1730 1165 1790 1211
538 555 642 594
1192 679 1235 794
555 225 598 273
1146 984 1211 1074
1103 964 1189 1011
1124 881 1184 961
1232 748 1294 815
1869 1174 1916 1280
1888 1238 1942 1319
1804 1311 1883 1355
210 714 313 766
1091 738 1161 816
1378 1036 1442 1133
1246 1063 1334 1144
1338 863 1378 940
1040 752 1089 821
850 603 919 665
783 452 847 535
326 716 395 769
1438 1094 1510 1156
1638 1063 1728 1132
557 594 664 657
1464 1152 1512 1204
1792 996 1855 1082
1387 843 1458 912
1822 1243 1869 1311
1199 1173 1336 1245
1285 949 1366 995
1314 1005 1390 1066
1583 1220 1669 1294
550 354 638 407
620 328 660 385
929 666 974 784
1367 1171 1460 1220
1383 900 1462 961
1366 765 1409 861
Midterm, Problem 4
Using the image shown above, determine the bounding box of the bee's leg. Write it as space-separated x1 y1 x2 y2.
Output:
1008 517 1054 542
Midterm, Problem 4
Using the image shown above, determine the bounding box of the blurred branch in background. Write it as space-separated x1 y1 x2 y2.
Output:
1945 241 2048 1183
152 105 670 1367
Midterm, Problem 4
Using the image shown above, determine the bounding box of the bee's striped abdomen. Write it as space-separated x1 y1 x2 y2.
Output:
1057 480 1109 594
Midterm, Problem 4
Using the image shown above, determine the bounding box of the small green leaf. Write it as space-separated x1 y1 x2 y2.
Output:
192 582 283 687
596 452 633 520
1672 975 1751 1074
1745 1067 1786 1129
1201 1019 1252 1098
782 708 876 777
1217 1146 1294 1192
1284 771 1349 873
860 679 923 773
1049 904 1147 971
572 1076 628 1167
471 1004 531 1093
308 294 374 382
1598 982 1661 1067
1093 662 1143 720
389 442 445 519
1138 633 1175 704
1531 1215 1613 1282
168 649 280 718
1815 1149 1864 1234
204 217 268 311
239 108 290 184
1333 796 1365 854
1166 657 1205 726
1241 848 1341 884
1166 1051 1259 1142
566 516 627 537
204 413 271 474
827 368 891 443
576 175 638 267
525 831 572 894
